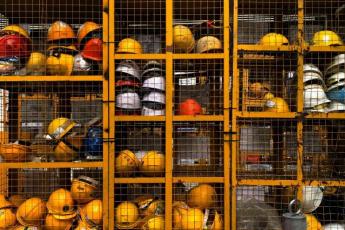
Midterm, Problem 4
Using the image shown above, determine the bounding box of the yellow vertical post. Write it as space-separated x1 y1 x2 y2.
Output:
223 0 231 229
166 0 173 229
107 0 115 228
102 0 110 229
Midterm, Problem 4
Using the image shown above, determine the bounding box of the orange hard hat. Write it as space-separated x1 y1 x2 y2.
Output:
47 21 76 42
77 21 101 44
178 99 202 115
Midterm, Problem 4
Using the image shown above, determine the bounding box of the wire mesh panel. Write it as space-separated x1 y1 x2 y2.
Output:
174 59 223 115
173 183 224 229
173 122 223 177
237 119 297 179
237 0 298 45
114 183 165 229
238 51 297 112
114 0 166 53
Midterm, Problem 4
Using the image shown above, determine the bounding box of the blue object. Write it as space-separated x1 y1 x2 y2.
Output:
82 126 103 158
327 86 345 103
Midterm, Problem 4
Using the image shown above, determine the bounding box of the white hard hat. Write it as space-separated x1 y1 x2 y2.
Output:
327 72 345 90
142 106 165 116
304 72 325 87
304 64 323 77
302 186 323 213
142 76 166 92
323 224 345 230
116 92 141 109
115 60 141 82
326 101 345 112
304 84 330 109
142 92 165 105
73 53 92 75
326 54 345 76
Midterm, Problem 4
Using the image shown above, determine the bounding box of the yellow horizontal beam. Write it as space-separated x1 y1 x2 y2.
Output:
172 177 224 183
115 116 165 122
113 53 225 60
172 53 224 59
236 111 296 119
114 177 165 184
114 54 166 60
0 162 103 169
237 179 299 186
238 44 297 52
173 115 224 122
305 112 345 119
303 180 345 187
306 46 345 52
0 75 103 82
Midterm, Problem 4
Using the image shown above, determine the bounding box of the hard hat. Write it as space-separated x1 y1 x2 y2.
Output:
312 30 343 46
305 214 322 230
115 149 140 176
46 188 76 220
115 61 141 82
140 151 165 176
53 141 78 162
47 118 76 140
187 184 217 210
249 82 271 98
173 25 195 53
327 85 345 103
0 143 31 162
264 97 290 112
304 84 330 109
1 25 30 39
178 99 202 115
303 64 323 76
0 57 19 75
173 201 189 228
142 77 166 92
302 186 323 213
134 196 164 217
142 216 165 230
258 33 289 46
116 92 141 109
77 21 101 44
0 208 17 229
327 101 345 113
81 38 102 62
323 224 345 230
115 201 139 226
46 46 76 76
196 36 222 53
71 176 98 204
83 126 103 159
142 68 164 82
0 34 31 58
326 72 345 90
143 60 163 71
16 198 46 226
142 92 166 106
8 195 25 208
180 208 204 230
304 72 325 87
73 54 92 75
44 214 73 230
79 199 103 226
116 38 143 54
26 52 47 75
47 21 76 42
142 106 165 116
263 92 275 100
326 54 345 76
115 79 141 89
0 194 14 209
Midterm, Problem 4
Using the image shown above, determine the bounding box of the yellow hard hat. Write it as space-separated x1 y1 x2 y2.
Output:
173 25 195 53
26 52 47 75
0 143 31 162
47 118 76 140
47 21 76 42
1 25 30 39
46 189 76 220
264 97 290 113
263 92 275 100
142 216 165 230
312 30 343 46
140 151 165 176
116 38 143 54
305 214 322 230
53 141 78 162
8 195 25 208
115 201 139 226
44 214 73 230
180 208 204 230
79 199 103 226
71 176 98 204
258 33 289 46
187 184 217 210
0 207 17 229
46 52 74 76
0 194 15 209
16 197 46 226
115 150 140 176
196 36 222 53
77 21 101 44
173 201 189 229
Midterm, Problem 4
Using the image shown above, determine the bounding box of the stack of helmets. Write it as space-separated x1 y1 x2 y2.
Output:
303 64 330 112
115 60 142 115
0 25 32 75
141 61 166 116
325 54 345 112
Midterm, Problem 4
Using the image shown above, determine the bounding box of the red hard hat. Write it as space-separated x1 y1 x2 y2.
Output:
115 79 141 88
0 34 31 58
81 37 102 61
178 99 202 115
